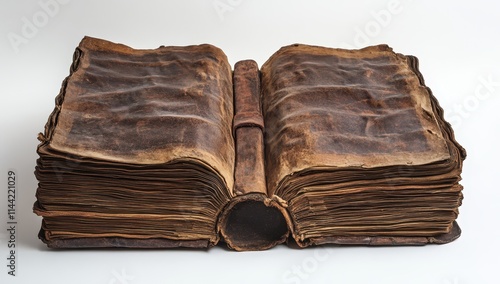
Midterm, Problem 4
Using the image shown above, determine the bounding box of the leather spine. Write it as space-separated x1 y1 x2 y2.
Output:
218 60 291 251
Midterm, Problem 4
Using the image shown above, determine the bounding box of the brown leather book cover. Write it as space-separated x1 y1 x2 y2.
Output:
34 37 235 248
259 44 465 248
34 37 465 251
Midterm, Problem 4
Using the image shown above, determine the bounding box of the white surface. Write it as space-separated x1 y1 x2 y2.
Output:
1 0 499 283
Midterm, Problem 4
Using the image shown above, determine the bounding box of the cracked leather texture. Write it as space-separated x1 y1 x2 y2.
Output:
260 44 465 247
35 37 235 248
34 38 465 250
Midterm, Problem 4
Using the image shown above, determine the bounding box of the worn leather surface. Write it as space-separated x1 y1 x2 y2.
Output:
43 37 235 188
218 60 290 251
34 38 465 250
260 44 465 247
231 60 266 196
34 37 235 248
261 44 456 191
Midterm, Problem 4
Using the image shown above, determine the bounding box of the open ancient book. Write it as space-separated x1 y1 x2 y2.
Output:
34 37 465 251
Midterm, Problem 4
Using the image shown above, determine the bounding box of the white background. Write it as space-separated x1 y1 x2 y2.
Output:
1 0 499 283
